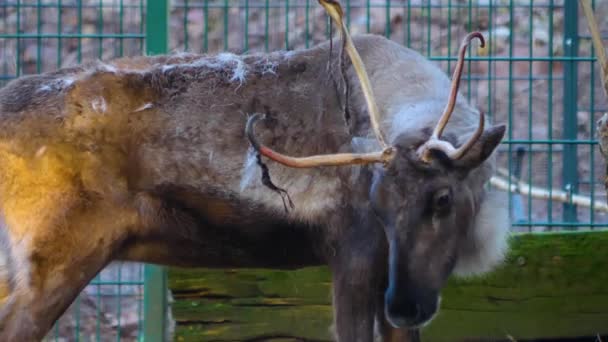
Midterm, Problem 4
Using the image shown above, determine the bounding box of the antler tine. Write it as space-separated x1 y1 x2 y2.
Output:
246 114 394 168
418 32 485 163
431 31 485 140
419 111 485 161
318 0 388 150
450 110 485 159
244 0 396 171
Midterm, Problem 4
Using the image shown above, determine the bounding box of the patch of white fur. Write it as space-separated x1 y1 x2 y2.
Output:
37 77 74 93
99 63 118 73
217 52 248 83
453 190 511 277
239 146 261 192
161 64 176 72
7 235 32 294
351 136 381 153
35 146 47 158
283 50 297 59
237 148 343 225
133 103 154 112
0 243 8 295
63 77 75 86
62 77 75 87
91 96 107 114
160 52 249 84
38 85 52 92
255 58 278 75
288 176 342 225
387 101 442 141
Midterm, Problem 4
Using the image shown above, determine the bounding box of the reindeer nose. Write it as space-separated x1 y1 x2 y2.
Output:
384 287 439 328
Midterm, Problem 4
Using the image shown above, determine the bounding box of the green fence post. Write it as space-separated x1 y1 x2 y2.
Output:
143 266 167 341
143 1 169 341
562 1 579 226
146 0 169 55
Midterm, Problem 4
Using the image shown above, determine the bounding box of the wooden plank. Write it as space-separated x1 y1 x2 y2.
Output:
168 231 608 341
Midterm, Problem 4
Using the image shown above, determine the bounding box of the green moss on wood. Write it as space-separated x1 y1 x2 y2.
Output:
168 231 608 341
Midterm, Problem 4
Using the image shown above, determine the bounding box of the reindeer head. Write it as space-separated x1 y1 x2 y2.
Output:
246 0 507 330
369 103 505 328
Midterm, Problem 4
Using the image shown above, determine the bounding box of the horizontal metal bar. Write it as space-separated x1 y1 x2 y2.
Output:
481 76 565 81
502 139 598 145
0 3 142 9
0 33 144 39
89 281 145 286
512 222 608 227
170 3 562 10
578 34 608 40
578 107 608 112
578 180 605 185
496 146 566 153
434 75 566 81
439 75 566 81
429 56 597 62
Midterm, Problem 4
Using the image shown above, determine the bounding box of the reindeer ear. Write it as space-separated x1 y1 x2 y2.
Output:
453 124 506 170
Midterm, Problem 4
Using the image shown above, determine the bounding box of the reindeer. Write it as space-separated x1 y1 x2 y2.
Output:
0 1 509 340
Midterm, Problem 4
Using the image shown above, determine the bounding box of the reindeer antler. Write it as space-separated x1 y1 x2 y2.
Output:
247 1 485 173
417 32 486 163
246 0 395 169
317 0 388 149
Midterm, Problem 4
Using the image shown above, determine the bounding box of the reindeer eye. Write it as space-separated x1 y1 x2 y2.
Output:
433 189 452 213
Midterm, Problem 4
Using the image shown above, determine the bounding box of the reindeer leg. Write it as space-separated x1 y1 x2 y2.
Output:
330 255 377 342
328 218 385 342
0 201 137 341
0 247 106 340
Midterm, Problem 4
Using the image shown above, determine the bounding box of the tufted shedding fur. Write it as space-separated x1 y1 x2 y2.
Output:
0 33 509 341
453 190 510 277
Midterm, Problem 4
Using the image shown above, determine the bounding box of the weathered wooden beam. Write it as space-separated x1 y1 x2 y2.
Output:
168 231 608 341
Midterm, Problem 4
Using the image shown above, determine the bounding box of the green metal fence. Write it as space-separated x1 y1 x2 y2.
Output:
1 0 607 340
